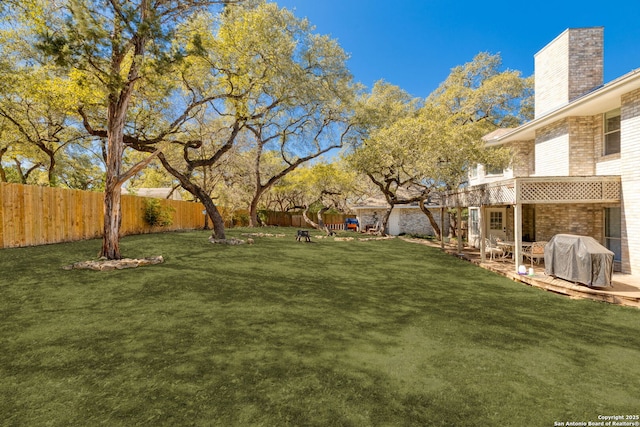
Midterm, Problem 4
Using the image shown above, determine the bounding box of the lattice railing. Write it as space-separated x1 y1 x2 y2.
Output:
487 185 516 204
443 176 621 207
603 180 622 200
518 177 621 203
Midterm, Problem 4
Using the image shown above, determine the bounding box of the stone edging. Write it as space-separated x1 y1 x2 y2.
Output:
62 256 164 271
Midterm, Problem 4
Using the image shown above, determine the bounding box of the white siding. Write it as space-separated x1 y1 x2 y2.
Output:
535 31 569 118
620 92 640 274
595 157 621 175
535 134 569 176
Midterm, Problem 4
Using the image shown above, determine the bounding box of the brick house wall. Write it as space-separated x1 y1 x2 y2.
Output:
510 141 535 177
498 204 607 246
568 28 604 101
356 207 449 236
568 116 596 176
398 209 441 235
533 204 606 242
534 116 599 177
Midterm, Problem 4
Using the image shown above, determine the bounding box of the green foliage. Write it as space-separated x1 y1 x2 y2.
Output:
0 165 22 183
142 198 174 227
231 210 250 226
347 53 532 200
429 52 534 126
211 3 356 224
277 160 360 212
351 80 421 143
56 147 105 190
1 1 533 255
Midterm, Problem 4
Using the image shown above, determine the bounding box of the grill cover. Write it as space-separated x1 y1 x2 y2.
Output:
544 234 614 287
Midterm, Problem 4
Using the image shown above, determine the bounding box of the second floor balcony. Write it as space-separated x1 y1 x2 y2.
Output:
443 175 621 208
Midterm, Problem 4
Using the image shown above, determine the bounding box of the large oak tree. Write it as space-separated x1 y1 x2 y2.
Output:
129 2 356 234
347 54 533 237
16 0 241 259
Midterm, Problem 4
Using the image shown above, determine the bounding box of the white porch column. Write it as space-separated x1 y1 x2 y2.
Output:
456 205 463 255
440 206 445 250
479 205 486 262
514 203 523 273
513 178 523 273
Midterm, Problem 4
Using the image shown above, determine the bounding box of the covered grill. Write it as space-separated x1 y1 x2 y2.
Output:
544 234 614 288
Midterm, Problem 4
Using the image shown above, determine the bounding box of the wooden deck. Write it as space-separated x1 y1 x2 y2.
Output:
401 238 640 309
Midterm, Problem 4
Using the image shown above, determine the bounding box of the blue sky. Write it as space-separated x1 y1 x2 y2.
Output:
274 0 640 98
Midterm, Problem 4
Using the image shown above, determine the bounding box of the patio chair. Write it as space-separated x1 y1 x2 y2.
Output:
523 241 547 267
485 238 504 261
366 222 381 234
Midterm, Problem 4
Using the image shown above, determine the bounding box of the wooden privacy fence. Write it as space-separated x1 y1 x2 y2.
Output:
264 211 354 229
0 183 206 249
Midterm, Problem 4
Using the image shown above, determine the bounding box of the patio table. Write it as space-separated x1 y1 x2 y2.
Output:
497 241 532 259
497 241 514 258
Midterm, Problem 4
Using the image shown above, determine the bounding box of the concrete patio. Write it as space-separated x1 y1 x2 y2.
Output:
402 237 640 309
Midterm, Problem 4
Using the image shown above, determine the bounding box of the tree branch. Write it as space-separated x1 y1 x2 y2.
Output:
115 147 163 187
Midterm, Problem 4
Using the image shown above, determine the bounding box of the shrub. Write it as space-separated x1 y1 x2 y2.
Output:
142 199 174 227
232 211 250 227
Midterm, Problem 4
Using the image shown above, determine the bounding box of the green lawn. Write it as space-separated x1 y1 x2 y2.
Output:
1 228 639 426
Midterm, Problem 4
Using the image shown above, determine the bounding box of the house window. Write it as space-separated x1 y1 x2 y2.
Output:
489 211 503 231
469 164 478 179
469 208 479 236
485 164 503 176
604 108 621 155
605 207 621 262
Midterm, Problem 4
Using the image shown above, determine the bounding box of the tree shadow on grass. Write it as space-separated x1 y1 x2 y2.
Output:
3 230 640 425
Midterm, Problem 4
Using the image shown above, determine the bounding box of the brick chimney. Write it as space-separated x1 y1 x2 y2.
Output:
534 27 604 118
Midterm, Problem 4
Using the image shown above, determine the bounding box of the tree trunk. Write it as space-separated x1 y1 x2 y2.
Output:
14 159 27 184
175 182 225 239
316 206 333 235
419 200 442 240
200 194 226 240
380 206 393 236
301 206 318 229
449 209 458 238
101 178 122 259
248 141 264 228
36 143 57 186
298 204 333 235
0 147 6 182
156 153 226 239
248 192 263 227
100 104 127 259
47 154 56 186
